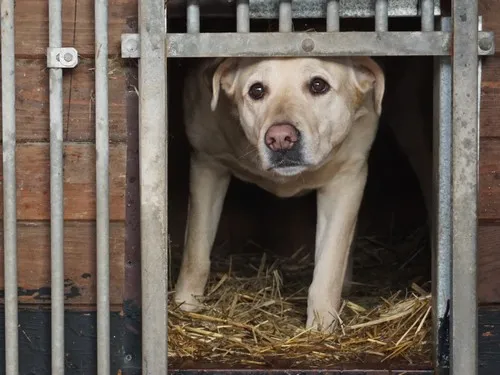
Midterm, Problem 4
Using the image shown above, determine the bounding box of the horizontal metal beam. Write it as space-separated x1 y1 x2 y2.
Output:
165 0 441 19
165 31 495 58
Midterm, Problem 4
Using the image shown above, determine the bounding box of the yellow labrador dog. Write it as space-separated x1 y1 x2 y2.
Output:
174 56 385 332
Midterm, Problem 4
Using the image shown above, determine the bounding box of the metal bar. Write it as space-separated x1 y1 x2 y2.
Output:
95 0 110 373
451 0 479 374
48 0 65 373
167 31 490 57
165 0 442 19
375 0 388 31
1 0 19 373
326 0 340 32
236 0 250 32
139 0 168 372
422 0 435 31
279 0 292 32
432 15 452 374
187 0 200 33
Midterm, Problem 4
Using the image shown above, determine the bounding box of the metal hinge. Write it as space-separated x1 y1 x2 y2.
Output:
46 47 79 68
121 34 140 59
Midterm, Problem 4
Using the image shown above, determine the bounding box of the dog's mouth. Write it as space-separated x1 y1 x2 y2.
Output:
267 156 310 176
270 165 308 176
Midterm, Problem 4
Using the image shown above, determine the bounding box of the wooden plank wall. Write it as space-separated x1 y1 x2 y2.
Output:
0 0 499 312
478 0 500 304
0 0 138 310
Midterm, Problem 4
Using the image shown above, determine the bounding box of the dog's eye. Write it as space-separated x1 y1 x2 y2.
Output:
248 83 266 100
309 77 330 95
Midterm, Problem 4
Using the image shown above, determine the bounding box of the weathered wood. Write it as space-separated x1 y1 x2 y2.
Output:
479 138 500 220
481 57 500 137
0 143 126 221
480 0 500 57
11 0 138 58
478 225 500 303
0 221 125 307
0 59 128 142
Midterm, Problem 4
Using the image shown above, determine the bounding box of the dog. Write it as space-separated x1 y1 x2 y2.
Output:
173 56 389 332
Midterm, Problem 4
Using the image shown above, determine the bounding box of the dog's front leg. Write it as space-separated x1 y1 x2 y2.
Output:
306 162 368 332
174 156 230 311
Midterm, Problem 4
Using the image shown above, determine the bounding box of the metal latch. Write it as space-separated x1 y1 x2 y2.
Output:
46 47 79 68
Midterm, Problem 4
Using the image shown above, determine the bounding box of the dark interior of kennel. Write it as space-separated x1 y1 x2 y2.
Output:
1 1 500 374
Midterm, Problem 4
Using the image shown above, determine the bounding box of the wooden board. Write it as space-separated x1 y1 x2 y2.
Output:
12 0 138 58
0 143 126 221
481 57 500 138
0 59 128 142
479 225 500 303
480 138 500 220
481 0 500 57
0 221 125 307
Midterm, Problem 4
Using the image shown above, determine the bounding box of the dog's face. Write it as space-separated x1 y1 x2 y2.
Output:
210 57 384 176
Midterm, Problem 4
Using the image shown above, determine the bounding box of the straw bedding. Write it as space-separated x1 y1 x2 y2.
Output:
167 230 432 368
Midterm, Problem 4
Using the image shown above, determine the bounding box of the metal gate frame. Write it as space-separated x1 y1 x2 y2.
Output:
0 0 494 375
119 0 495 374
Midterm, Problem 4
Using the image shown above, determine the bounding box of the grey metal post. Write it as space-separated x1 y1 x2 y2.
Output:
95 0 110 373
326 0 340 32
279 0 292 32
237 0 250 32
375 0 388 31
1 0 19 373
139 0 168 373
451 0 479 374
421 0 435 31
187 0 200 33
48 0 65 373
432 16 452 374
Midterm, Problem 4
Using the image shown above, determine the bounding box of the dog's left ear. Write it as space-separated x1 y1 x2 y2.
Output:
211 58 240 111
349 57 385 116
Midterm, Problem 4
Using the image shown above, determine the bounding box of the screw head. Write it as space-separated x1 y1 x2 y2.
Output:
301 38 315 52
126 38 138 52
63 52 73 62
479 36 493 52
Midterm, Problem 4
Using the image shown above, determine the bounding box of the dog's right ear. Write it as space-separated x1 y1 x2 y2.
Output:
211 58 239 111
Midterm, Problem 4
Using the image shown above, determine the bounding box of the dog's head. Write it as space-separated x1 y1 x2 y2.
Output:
210 57 385 176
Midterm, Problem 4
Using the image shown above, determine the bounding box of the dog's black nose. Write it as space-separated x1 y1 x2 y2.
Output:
265 124 300 152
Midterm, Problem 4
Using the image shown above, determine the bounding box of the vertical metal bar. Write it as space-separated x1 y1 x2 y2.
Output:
326 0 340 32
139 0 168 372
375 0 388 31
421 0 435 31
279 0 292 32
451 0 479 374
48 0 65 373
237 0 250 32
432 16 452 374
95 0 110 373
1 0 19 373
187 0 200 33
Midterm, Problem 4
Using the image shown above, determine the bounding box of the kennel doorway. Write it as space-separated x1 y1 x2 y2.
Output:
120 0 494 374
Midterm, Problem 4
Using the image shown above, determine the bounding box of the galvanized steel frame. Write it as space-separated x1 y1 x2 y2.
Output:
0 0 492 374
121 1 493 374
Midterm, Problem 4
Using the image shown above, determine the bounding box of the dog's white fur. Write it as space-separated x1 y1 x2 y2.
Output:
175 56 385 332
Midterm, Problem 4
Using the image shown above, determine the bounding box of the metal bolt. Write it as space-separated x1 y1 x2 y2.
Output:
126 38 138 52
63 53 73 62
301 38 315 52
478 36 493 52
124 353 133 362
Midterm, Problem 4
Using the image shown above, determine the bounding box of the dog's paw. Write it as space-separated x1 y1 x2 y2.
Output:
306 299 341 333
174 290 204 312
